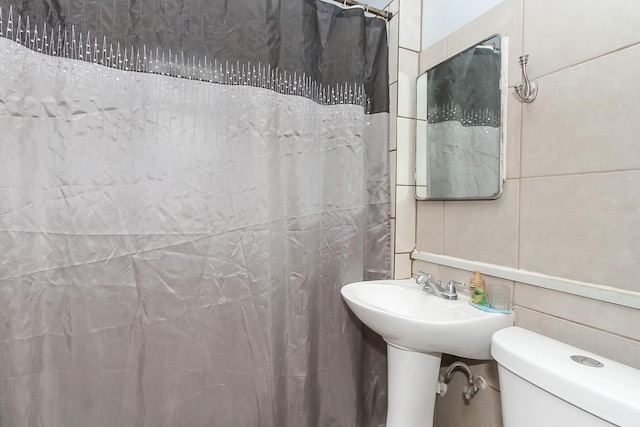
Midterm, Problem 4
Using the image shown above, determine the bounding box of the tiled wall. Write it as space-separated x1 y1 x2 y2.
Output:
389 0 640 426
385 0 421 280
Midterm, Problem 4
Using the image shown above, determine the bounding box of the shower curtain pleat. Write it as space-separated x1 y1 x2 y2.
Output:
0 1 390 426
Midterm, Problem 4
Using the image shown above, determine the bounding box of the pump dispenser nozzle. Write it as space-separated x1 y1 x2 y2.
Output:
469 270 485 290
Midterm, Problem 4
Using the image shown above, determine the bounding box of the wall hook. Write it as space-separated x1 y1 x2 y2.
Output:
514 54 537 103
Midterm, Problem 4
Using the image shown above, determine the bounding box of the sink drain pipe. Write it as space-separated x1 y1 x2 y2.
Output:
436 361 487 400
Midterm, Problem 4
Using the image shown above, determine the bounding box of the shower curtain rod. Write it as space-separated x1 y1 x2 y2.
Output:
336 0 391 20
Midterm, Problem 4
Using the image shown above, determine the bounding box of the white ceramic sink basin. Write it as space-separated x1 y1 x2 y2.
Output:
341 279 514 359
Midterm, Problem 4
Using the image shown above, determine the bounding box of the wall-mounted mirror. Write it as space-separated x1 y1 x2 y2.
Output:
415 34 505 200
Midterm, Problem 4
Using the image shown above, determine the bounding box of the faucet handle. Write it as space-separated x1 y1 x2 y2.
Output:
444 280 465 297
446 280 465 288
416 271 434 285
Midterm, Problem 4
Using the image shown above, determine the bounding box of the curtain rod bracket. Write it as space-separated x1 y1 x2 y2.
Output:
338 0 390 20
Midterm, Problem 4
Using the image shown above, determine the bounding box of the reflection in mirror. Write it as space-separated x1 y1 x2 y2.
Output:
416 34 504 200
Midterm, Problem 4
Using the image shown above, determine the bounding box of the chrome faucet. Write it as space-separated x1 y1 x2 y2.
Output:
415 272 463 300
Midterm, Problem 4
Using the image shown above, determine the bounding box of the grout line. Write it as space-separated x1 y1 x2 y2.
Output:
516 60 524 270
526 40 640 82
514 305 640 343
520 168 640 180
398 46 422 55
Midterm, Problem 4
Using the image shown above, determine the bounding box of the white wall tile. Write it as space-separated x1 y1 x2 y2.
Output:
415 201 443 254
398 0 422 51
524 0 640 78
521 44 640 177
390 218 396 274
519 171 640 291
395 185 416 252
515 306 640 370
394 252 412 279
397 48 419 118
443 179 519 268
389 82 398 150
388 11 399 85
514 283 640 342
389 150 397 217
395 117 415 185
411 259 440 278
414 120 426 191
505 93 521 179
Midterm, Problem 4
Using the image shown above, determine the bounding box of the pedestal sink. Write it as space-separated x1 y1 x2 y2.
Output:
341 279 514 427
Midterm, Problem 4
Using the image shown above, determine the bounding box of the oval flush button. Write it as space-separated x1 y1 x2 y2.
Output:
571 355 604 367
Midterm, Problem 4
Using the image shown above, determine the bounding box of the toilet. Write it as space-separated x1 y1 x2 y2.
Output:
491 327 640 427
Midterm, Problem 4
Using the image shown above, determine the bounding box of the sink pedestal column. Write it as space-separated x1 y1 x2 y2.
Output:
386 344 441 427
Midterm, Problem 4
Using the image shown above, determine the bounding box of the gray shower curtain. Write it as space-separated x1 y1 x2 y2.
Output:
0 1 390 426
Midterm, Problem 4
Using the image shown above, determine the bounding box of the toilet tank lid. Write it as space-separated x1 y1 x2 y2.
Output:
491 327 640 427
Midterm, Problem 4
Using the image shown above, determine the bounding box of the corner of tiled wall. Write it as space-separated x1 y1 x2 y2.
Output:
386 0 398 277
386 0 421 279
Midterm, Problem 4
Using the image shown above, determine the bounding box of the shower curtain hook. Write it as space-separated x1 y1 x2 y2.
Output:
514 54 538 103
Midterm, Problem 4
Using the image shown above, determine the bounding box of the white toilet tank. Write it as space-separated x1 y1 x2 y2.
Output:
492 327 640 427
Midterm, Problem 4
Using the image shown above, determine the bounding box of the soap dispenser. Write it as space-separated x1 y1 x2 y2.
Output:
470 270 488 306
469 270 485 291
